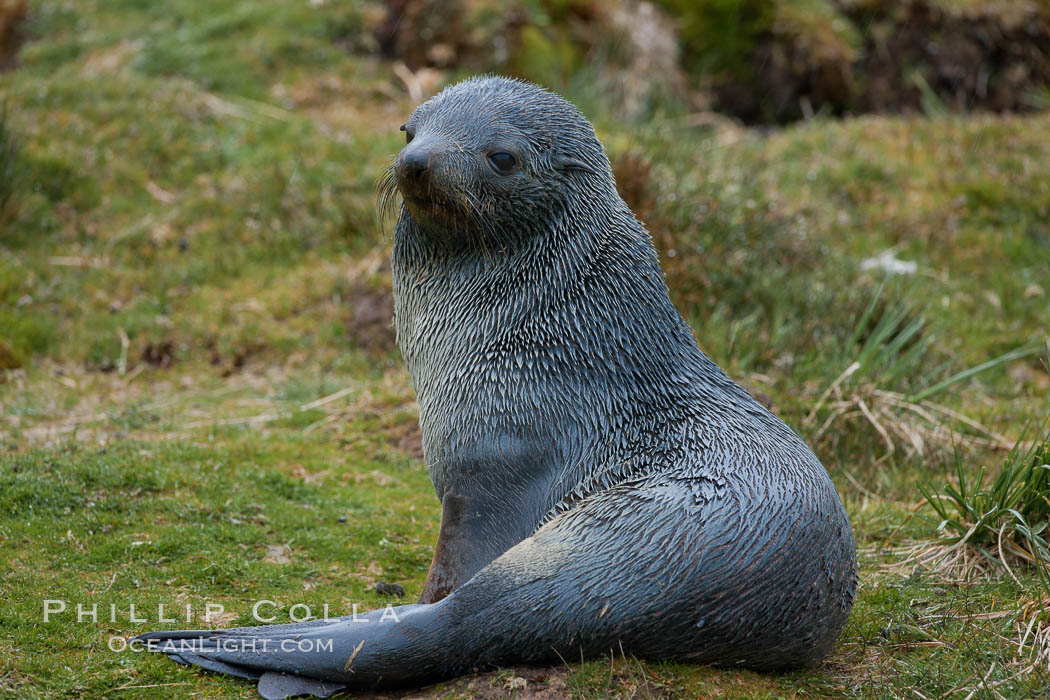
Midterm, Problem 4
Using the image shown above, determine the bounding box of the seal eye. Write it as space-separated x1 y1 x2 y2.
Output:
401 124 414 144
487 152 516 174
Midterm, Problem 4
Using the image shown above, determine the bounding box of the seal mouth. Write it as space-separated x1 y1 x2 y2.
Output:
405 190 478 229
377 151 483 238
394 178 482 231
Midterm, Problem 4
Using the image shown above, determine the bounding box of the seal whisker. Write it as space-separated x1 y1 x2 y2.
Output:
375 166 401 237
452 185 494 261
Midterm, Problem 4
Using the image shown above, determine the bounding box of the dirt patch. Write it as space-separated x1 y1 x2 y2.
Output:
263 544 292 564
382 416 424 460
847 0 1050 114
205 337 267 377
342 470 405 488
140 340 175 369
0 338 20 370
352 0 1050 123
360 666 574 699
356 0 686 119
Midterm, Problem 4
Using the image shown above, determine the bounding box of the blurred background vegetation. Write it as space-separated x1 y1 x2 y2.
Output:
1 0 1049 698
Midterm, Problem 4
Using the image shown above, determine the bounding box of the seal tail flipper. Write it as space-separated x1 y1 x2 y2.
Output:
175 654 345 700
169 648 261 681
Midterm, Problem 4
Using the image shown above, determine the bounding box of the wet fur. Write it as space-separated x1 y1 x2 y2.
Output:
137 77 857 698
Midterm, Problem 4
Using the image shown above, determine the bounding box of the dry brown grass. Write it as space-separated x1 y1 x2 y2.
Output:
806 370 1015 462
1017 596 1050 670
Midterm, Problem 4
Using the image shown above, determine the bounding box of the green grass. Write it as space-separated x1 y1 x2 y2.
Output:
2 1 1050 698
916 431 1050 585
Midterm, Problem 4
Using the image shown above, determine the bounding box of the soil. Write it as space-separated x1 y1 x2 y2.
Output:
737 0 1050 122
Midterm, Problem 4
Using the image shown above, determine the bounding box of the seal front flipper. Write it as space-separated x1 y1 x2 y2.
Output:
419 490 500 603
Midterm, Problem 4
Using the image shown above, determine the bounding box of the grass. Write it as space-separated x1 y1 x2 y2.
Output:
804 281 1042 461
901 430 1050 687
908 430 1050 584
2 1 1050 698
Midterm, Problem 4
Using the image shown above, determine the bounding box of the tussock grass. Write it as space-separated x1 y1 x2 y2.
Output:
898 430 1050 584
806 281 1042 460
891 427 1050 677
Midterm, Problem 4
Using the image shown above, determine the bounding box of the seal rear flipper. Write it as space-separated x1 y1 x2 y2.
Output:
168 650 262 681
258 672 347 700
133 605 438 692
169 651 345 699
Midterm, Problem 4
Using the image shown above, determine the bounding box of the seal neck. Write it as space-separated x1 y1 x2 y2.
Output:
390 192 722 401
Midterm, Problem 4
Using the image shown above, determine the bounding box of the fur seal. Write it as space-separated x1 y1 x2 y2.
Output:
136 76 857 699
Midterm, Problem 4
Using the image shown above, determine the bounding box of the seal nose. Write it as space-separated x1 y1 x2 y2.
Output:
400 148 431 182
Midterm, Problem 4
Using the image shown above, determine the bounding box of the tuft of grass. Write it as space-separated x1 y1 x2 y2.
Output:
902 429 1050 584
806 280 1038 459
909 429 1050 674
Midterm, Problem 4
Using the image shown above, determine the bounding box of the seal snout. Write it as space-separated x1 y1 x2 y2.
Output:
399 148 431 183
395 144 441 201
394 142 466 224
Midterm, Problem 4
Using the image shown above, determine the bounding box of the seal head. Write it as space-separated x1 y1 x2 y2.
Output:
387 77 606 251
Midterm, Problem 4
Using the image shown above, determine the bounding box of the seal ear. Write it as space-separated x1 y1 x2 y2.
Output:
553 156 598 176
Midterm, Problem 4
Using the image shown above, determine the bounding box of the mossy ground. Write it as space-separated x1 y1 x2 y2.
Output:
2 2 1049 698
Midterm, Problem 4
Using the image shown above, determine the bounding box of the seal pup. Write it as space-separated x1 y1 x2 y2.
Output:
137 76 857 699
